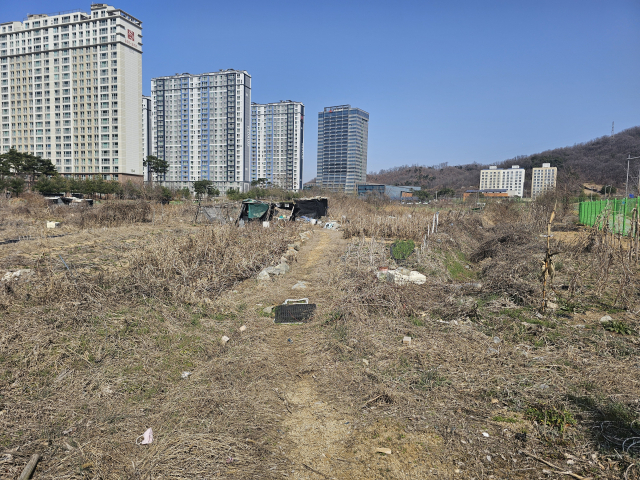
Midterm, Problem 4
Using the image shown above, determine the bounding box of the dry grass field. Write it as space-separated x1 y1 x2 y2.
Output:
0 194 639 479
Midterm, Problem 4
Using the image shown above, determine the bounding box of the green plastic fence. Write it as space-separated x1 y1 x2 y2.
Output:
578 198 640 236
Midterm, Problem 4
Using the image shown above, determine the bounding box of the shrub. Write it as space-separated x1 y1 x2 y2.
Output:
391 239 415 260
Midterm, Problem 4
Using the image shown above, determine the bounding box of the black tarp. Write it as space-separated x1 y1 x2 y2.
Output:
292 198 328 220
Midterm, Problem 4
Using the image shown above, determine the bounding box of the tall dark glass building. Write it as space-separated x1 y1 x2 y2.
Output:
316 105 368 193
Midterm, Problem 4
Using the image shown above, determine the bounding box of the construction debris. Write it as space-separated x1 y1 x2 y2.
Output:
377 268 426 285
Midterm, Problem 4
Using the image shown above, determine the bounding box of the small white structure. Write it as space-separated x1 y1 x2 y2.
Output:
46 221 60 229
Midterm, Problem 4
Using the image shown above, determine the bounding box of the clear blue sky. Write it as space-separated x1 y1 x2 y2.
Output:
8 0 640 180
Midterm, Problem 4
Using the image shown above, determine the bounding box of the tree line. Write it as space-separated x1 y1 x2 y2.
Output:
367 126 640 197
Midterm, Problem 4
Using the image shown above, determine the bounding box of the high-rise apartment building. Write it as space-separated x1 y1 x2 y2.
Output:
0 3 143 181
317 105 368 193
150 70 251 193
531 163 557 199
251 101 304 191
142 94 151 180
479 165 525 197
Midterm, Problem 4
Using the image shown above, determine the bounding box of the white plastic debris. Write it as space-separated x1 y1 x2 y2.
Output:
482 432 489 437
47 221 60 229
403 336 412 345
181 371 192 379
136 428 153 445
239 325 247 333
221 335 230 345
1 269 33 283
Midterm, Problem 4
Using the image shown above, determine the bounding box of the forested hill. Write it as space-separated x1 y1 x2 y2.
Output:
367 126 640 194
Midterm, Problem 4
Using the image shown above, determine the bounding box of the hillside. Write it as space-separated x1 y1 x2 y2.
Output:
367 126 640 196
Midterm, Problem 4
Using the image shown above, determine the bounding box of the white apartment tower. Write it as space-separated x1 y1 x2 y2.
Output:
531 162 557 199
479 165 525 197
0 4 143 181
251 101 304 191
151 70 251 193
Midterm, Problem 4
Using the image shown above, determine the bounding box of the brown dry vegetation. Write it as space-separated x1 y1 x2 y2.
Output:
0 193 639 479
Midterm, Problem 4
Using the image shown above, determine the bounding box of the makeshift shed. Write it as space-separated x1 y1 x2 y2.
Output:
238 199 275 222
274 197 328 220
197 203 242 224
293 198 328 220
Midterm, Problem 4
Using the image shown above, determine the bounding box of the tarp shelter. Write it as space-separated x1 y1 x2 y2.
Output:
239 199 274 222
275 198 328 220
197 203 242 224
293 198 328 219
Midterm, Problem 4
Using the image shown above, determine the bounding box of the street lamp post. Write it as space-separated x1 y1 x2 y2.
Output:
626 155 640 198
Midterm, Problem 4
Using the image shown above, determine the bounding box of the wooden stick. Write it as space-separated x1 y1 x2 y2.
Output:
520 450 591 480
18 454 40 480
302 463 331 478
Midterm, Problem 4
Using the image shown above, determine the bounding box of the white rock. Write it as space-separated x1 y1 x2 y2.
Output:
600 315 613 323
292 281 307 290
277 262 290 274
181 371 192 379
1 269 33 283
263 306 273 314
221 336 230 345
390 269 427 285
239 325 247 333
408 271 426 285
257 270 271 281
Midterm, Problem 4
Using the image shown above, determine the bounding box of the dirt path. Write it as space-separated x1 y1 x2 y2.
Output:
227 228 359 478
228 228 450 479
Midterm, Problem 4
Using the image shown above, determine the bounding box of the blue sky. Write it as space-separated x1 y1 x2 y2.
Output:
7 0 640 181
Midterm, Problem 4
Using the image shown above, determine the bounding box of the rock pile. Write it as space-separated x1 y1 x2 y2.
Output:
258 230 313 282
